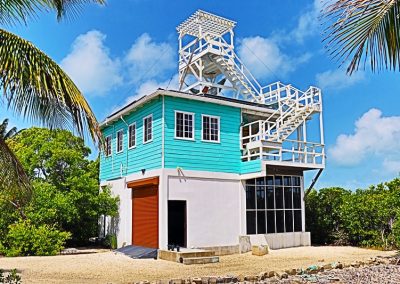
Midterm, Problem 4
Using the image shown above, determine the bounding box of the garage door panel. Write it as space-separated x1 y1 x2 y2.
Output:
132 186 158 248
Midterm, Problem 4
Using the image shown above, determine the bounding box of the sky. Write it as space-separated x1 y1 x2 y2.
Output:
2 0 400 190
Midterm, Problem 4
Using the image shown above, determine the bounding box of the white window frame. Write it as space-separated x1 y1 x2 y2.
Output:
105 135 112 157
174 110 195 141
201 114 220 143
116 130 124 154
128 122 136 149
143 114 153 144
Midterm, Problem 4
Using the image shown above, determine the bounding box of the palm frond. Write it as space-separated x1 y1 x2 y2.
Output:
0 137 32 210
0 0 105 26
323 0 400 74
0 29 102 147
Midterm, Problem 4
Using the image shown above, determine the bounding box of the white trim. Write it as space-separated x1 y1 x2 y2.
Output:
143 114 153 144
201 114 220 143
174 110 195 141
100 90 274 127
116 129 124 154
161 96 165 168
105 135 112 157
128 122 136 149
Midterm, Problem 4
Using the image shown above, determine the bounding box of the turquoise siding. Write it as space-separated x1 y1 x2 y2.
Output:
240 160 262 174
164 96 242 173
100 98 162 181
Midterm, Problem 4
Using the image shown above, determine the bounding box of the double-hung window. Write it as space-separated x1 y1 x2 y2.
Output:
116 130 123 153
143 115 153 143
128 123 136 148
105 135 112 157
175 111 194 140
202 115 220 142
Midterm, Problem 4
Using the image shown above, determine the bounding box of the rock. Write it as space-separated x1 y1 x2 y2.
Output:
208 277 217 284
351 262 360 268
244 275 257 281
239 236 251 253
237 274 244 282
266 271 276 278
221 276 232 283
170 279 183 284
191 278 201 284
323 263 333 270
200 277 209 284
285 269 297 275
257 272 266 280
251 245 269 256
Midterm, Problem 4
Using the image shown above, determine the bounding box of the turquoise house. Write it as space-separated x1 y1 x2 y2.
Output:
100 10 325 252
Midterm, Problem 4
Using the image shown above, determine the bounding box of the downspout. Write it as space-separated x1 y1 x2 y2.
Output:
120 116 129 176
162 95 165 168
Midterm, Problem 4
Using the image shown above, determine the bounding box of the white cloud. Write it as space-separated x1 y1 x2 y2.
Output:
383 159 400 175
61 30 122 95
329 109 400 167
290 0 324 43
125 33 175 83
117 74 179 109
237 36 311 80
316 68 365 90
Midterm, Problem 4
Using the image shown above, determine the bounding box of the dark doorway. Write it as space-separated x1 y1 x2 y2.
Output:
168 200 186 248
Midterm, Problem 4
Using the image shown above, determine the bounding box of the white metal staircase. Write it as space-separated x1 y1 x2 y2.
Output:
177 10 325 169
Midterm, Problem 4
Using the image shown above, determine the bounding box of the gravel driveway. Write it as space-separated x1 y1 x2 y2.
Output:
0 246 396 283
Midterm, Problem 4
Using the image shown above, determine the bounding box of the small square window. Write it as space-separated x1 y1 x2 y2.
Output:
202 115 220 142
175 111 194 140
116 130 123 153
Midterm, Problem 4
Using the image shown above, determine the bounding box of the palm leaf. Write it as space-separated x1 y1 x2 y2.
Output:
323 0 400 74
0 28 102 147
0 0 105 26
0 137 31 213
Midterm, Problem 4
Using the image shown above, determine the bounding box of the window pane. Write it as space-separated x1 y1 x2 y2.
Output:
275 176 283 186
292 176 301 186
284 176 292 186
276 210 284 233
285 210 293 232
293 187 302 209
246 179 255 185
256 186 265 209
275 187 284 209
284 187 293 209
266 186 274 209
257 211 266 234
266 176 274 185
267 211 275 233
294 210 302 232
246 186 255 210
246 211 256 234
256 177 265 185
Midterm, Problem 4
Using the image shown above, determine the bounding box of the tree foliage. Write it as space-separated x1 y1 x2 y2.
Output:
306 178 400 249
0 127 118 255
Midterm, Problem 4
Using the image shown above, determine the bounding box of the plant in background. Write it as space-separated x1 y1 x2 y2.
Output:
0 220 70 257
0 269 21 284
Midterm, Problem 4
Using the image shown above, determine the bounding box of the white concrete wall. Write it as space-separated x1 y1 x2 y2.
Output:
102 177 132 248
167 175 241 248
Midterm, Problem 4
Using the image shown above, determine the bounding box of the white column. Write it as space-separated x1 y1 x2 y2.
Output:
158 169 168 249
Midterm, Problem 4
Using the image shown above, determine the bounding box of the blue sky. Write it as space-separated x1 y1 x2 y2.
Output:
3 0 400 189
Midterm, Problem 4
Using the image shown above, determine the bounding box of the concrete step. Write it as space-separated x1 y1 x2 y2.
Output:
182 256 220 265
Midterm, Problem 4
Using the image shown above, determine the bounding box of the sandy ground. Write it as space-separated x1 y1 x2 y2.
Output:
0 246 396 284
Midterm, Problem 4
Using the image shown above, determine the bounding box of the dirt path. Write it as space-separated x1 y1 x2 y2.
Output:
0 246 396 284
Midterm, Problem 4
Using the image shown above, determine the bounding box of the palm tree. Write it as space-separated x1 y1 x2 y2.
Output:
0 119 17 140
323 0 400 74
0 0 105 211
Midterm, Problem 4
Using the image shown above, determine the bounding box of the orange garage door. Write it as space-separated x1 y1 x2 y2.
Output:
132 185 159 248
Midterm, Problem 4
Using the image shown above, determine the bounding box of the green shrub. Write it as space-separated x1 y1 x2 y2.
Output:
0 220 71 256
0 269 21 284
103 234 118 249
